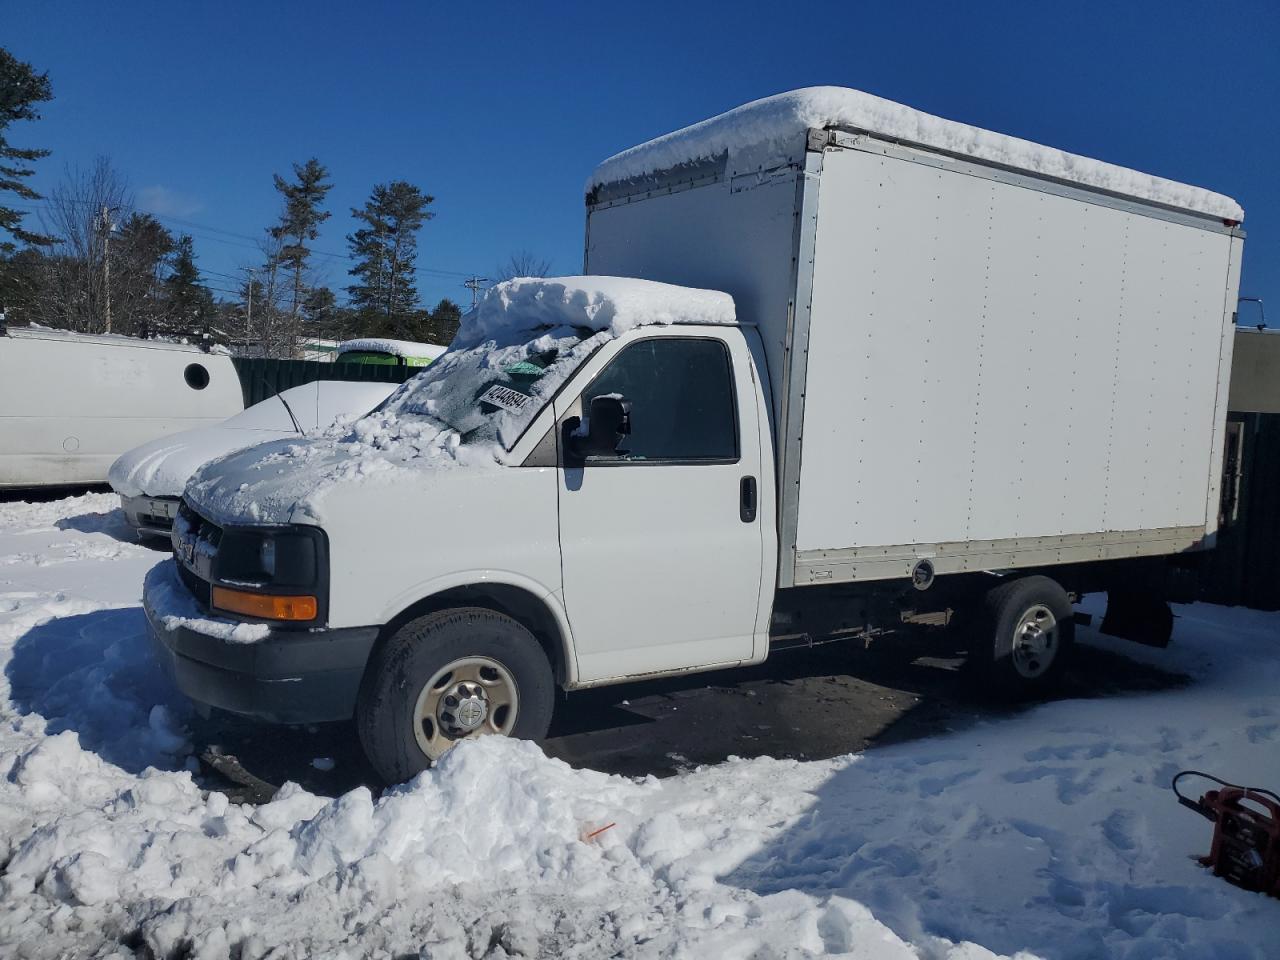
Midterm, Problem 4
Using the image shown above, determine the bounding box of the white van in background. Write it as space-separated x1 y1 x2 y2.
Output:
0 326 244 489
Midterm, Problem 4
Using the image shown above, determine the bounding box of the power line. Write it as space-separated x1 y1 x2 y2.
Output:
10 199 479 280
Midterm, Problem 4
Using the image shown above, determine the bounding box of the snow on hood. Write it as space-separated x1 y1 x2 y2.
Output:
589 86 1243 222
110 427 294 501
185 277 736 525
185 437 358 525
109 381 397 499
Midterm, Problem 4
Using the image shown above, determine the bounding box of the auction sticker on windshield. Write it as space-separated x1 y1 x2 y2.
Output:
479 384 532 412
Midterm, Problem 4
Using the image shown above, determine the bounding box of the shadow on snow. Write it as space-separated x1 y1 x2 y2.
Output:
6 607 192 775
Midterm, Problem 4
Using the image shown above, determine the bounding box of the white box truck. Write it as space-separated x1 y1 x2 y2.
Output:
144 88 1244 783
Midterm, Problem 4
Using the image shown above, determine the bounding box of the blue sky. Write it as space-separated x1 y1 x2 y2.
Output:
6 0 1278 317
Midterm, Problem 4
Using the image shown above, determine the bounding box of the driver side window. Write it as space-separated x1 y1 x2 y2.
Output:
579 337 738 463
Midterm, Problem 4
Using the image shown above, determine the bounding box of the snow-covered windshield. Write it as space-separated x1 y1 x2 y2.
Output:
305 277 736 470
369 276 736 455
383 326 605 449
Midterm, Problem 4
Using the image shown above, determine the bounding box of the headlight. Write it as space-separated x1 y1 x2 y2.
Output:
214 527 320 587
209 525 327 623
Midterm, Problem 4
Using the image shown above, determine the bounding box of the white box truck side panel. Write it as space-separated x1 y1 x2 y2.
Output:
794 144 1237 577
585 173 801 428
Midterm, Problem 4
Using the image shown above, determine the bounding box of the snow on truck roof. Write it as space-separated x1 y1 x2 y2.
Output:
455 275 736 346
589 86 1243 222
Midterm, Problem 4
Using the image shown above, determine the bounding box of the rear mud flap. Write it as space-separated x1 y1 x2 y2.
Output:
1100 591 1174 648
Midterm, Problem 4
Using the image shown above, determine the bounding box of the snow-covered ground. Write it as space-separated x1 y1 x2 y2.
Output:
1 493 1277 959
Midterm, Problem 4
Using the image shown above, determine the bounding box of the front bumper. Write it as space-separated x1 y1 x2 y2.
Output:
121 494 180 537
144 591 380 725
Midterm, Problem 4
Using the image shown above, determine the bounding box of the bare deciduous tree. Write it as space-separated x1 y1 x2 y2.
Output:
33 157 132 333
239 234 297 357
493 250 552 283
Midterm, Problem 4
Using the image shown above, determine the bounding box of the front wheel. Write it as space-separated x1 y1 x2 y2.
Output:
971 575 1074 697
356 607 555 784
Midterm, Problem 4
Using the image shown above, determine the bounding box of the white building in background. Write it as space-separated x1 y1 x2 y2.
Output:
299 338 341 362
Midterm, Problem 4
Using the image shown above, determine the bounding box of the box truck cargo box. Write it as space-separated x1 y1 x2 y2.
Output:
585 86 1243 589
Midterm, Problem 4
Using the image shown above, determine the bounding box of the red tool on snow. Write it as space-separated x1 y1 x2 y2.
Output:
1174 770 1280 897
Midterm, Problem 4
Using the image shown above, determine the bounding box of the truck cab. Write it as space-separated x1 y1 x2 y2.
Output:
146 277 776 783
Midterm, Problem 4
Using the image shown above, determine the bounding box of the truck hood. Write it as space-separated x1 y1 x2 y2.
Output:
183 416 492 527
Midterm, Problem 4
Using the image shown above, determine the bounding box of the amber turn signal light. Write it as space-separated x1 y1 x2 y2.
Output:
212 586 317 621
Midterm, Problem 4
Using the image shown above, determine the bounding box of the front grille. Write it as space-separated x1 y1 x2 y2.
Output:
177 558 211 607
174 500 222 610
139 513 175 532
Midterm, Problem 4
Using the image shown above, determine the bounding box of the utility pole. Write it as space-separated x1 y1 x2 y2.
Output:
98 205 115 334
463 275 488 309
245 268 254 355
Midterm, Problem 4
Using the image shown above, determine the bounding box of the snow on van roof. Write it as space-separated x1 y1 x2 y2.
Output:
456 275 736 347
588 86 1243 222
336 337 448 359
5 325 228 354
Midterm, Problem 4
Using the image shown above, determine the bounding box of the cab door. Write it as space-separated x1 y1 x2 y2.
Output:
554 331 766 682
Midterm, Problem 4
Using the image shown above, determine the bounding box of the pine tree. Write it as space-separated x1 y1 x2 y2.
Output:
269 158 332 321
301 285 342 340
113 213 175 336
423 297 462 345
346 180 433 335
164 234 213 331
0 47 55 254
302 285 336 325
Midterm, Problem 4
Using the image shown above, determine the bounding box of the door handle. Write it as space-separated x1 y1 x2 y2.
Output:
740 476 757 523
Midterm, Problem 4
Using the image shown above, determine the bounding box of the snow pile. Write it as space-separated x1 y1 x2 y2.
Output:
589 86 1244 222
3 494 1280 958
337 337 448 361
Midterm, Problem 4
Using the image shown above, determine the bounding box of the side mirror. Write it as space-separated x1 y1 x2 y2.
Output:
565 394 632 460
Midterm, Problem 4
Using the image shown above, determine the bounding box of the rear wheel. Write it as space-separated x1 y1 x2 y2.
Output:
971 575 1074 697
357 607 555 784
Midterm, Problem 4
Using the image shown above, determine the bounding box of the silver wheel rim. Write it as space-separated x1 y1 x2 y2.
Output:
412 655 519 761
1011 604 1059 679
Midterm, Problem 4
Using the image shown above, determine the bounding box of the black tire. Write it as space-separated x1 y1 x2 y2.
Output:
356 607 555 784
971 575 1074 698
